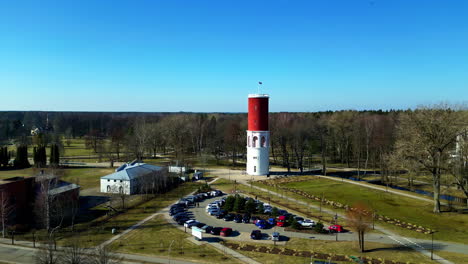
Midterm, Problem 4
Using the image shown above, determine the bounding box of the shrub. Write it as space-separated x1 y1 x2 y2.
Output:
245 199 256 214
271 207 279 217
314 222 325 233
223 196 236 211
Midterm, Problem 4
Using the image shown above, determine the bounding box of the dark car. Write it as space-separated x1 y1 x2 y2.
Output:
234 214 242 223
201 225 213 233
215 209 227 218
220 227 233 237
242 214 251 223
195 222 206 228
250 230 262 240
250 216 258 223
169 208 185 216
176 217 190 225
223 213 235 221
210 227 223 235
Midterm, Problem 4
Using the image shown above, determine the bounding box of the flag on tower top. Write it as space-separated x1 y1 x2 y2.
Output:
259 81 262 85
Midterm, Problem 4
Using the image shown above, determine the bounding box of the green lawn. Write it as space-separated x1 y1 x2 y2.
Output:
55 181 203 247
0 167 112 190
227 238 431 264
258 176 468 244
109 215 240 264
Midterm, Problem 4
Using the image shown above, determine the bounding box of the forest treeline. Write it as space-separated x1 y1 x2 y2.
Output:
0 106 467 212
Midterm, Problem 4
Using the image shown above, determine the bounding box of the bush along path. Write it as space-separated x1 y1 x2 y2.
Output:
224 242 410 264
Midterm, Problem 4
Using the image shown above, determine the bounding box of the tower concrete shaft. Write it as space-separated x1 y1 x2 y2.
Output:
246 94 269 175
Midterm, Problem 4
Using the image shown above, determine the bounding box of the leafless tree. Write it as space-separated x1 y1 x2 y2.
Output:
35 240 59 264
91 246 123 264
346 203 372 252
0 191 13 238
59 237 90 264
394 105 466 213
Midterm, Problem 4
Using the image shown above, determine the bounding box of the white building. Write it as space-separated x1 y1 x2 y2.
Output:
100 162 164 195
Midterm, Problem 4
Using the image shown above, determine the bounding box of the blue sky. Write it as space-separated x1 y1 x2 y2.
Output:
0 0 467 112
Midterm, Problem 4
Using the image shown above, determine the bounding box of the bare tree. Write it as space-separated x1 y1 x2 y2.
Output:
346 203 372 252
394 105 466 213
59 237 90 264
91 246 123 264
35 240 59 264
0 191 13 238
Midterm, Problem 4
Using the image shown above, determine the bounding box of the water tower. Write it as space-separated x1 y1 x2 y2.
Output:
246 93 270 175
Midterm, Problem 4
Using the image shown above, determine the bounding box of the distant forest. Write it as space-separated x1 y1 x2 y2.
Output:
1 107 467 213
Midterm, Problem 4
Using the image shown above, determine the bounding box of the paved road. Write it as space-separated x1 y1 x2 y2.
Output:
206 168 461 264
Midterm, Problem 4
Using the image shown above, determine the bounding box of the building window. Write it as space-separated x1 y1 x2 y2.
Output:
120 180 123 183
119 186 123 193
261 136 266 147
114 180 116 182
107 179 110 182
253 136 258 147
254 166 256 173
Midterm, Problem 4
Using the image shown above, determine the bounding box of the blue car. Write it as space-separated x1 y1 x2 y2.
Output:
267 218 276 226
255 219 268 229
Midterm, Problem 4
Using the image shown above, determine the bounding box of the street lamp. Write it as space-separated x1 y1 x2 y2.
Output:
168 240 175 264
431 231 437 260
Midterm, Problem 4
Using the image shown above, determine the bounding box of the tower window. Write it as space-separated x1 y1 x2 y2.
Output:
253 136 258 147
261 136 266 147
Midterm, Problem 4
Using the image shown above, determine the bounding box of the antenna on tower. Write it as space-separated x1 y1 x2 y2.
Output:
258 81 263 94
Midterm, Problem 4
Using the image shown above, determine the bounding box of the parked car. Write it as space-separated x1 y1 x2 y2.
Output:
216 211 227 219
271 232 280 241
328 225 343 233
234 214 243 223
294 216 304 222
220 227 233 237
210 227 223 235
176 217 190 225
276 215 287 227
184 220 199 228
267 218 276 226
255 220 268 229
298 219 316 228
201 225 213 233
250 230 262 240
242 214 251 223
195 222 206 228
223 213 235 221
250 216 258 223
208 209 220 216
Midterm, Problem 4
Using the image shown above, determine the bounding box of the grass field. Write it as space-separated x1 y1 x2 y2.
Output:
109 215 240 264
226 238 432 264
0 167 112 190
256 176 468 244
54 181 202 247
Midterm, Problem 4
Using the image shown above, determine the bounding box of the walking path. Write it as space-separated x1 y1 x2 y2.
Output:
208 168 459 264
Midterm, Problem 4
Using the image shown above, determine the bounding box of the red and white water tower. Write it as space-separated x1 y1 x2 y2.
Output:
246 93 270 175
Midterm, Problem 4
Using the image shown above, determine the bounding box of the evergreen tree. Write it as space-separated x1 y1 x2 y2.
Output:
0 147 10 167
223 195 235 212
233 195 246 212
245 199 256 214
14 145 30 168
50 144 59 167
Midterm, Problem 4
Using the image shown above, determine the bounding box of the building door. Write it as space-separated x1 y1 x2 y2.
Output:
254 166 256 173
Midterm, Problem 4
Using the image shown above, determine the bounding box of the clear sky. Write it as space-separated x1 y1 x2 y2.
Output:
1 0 467 112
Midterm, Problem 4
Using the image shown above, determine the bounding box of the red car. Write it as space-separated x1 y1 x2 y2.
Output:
328 224 343 233
220 227 233 237
276 215 286 227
